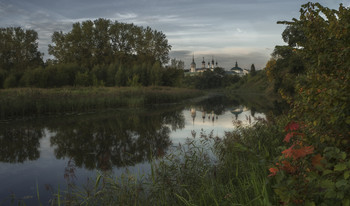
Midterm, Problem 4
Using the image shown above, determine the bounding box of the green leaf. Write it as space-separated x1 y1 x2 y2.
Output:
305 200 316 206
321 179 334 188
344 171 350 180
343 199 350 206
336 179 348 188
322 169 333 176
334 163 347 172
340 152 347 160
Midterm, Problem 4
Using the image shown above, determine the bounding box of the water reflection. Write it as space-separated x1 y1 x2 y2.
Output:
0 108 185 171
0 126 42 163
0 95 284 167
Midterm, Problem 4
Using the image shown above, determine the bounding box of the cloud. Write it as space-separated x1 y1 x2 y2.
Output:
113 12 138 20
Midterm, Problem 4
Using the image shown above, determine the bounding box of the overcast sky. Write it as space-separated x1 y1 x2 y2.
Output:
0 0 348 70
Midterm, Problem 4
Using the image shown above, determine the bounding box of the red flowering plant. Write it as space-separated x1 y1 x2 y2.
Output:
268 121 324 204
267 2 350 205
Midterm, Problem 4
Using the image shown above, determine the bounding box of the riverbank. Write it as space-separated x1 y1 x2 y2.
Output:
0 86 204 120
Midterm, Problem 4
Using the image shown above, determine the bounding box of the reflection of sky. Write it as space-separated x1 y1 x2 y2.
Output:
170 108 265 145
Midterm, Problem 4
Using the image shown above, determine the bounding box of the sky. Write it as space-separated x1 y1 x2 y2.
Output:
0 0 348 70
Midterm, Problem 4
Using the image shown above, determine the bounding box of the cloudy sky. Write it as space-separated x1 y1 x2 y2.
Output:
0 0 348 70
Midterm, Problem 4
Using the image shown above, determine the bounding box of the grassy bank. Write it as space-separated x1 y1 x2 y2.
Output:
0 86 203 120
42 117 287 206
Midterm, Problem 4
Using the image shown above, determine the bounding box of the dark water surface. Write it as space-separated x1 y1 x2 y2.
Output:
0 95 281 205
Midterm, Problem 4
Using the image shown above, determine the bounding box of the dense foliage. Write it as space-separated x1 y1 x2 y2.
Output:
267 3 350 205
0 19 184 88
183 67 240 89
48 18 171 67
0 27 43 88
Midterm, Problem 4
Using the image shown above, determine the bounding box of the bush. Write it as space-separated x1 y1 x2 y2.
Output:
3 74 17 88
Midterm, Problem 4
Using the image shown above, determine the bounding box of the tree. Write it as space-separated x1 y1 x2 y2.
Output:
0 27 43 87
250 64 256 76
170 58 184 70
49 19 172 68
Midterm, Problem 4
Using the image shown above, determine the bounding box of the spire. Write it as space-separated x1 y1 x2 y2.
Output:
235 61 238 68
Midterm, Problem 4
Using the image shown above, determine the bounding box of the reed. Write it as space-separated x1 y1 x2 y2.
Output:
49 118 286 205
0 86 202 120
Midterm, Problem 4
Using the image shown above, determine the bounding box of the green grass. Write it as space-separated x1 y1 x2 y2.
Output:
44 117 288 206
0 86 203 120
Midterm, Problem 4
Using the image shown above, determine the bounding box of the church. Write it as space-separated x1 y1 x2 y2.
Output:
188 54 249 77
226 61 250 77
190 55 218 73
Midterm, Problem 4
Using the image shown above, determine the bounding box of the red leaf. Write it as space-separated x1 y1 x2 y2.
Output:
285 122 300 132
292 146 314 160
282 144 295 158
281 160 296 173
268 167 279 177
284 133 294 142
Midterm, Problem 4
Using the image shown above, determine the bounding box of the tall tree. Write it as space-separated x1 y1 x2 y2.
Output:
250 64 256 76
0 27 43 73
49 19 172 68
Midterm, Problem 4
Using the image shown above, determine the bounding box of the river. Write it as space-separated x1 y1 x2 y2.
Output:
0 94 281 205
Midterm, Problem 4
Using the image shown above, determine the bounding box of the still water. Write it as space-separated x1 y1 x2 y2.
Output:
0 95 278 205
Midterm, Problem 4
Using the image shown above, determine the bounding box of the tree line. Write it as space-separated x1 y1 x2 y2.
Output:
0 19 185 88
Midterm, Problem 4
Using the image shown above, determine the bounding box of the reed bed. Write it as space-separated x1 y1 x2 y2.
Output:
0 86 202 120
41 118 286 206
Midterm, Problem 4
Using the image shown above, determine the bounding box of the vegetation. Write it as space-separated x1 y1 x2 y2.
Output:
0 87 202 120
183 67 240 89
0 19 185 89
266 3 350 205
54 3 348 205
28 120 286 206
229 69 274 95
1 2 349 206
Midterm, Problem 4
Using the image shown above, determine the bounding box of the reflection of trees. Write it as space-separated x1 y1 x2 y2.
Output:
0 126 42 163
49 110 184 171
196 95 236 115
226 94 288 117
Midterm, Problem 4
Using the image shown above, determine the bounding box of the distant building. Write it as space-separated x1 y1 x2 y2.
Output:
226 61 250 77
187 54 250 76
189 54 218 74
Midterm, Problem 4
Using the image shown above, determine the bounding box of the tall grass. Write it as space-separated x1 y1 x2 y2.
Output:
0 86 202 120
47 117 287 205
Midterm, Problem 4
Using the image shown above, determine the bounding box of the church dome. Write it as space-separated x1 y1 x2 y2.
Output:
231 61 243 71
